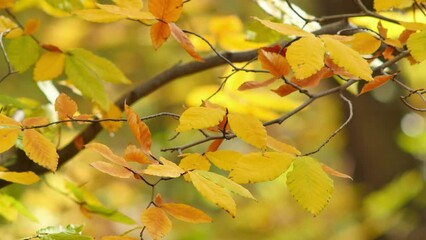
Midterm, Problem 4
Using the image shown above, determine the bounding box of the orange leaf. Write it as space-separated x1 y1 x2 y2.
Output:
74 135 85 150
85 142 129 167
90 161 133 178
382 46 394 60
169 22 203 61
123 144 153 164
398 29 416 45
23 129 58 172
321 164 353 180
141 207 172 240
148 0 183 22
42 44 63 52
0 0 14 9
377 21 387 39
151 22 171 49
258 49 290 77
22 117 49 127
360 74 396 95
100 103 123 133
154 193 163 205
238 76 279 91
207 138 224 152
161 203 212 223
24 18 40 35
124 104 152 154
55 93 78 120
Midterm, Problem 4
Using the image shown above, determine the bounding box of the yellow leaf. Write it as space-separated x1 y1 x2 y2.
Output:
55 93 77 120
320 35 373 81
113 0 143 9
85 142 129 167
176 107 226 132
346 32 382 55
24 18 40 35
73 9 126 23
141 207 172 240
407 30 426 62
227 112 266 149
205 150 242 171
229 152 293 184
90 161 133 178
0 15 17 33
123 144 153 164
287 36 325 79
141 157 184 178
286 156 334 216
102 236 139 240
33 51 65 81
0 114 20 126
96 3 155 21
0 171 40 185
374 0 414 11
100 103 123 133
124 104 152 153
23 129 58 172
196 170 255 200
189 171 236 217
399 21 426 31
0 128 20 153
266 135 301 155
161 203 212 223
253 17 314 37
179 153 210 181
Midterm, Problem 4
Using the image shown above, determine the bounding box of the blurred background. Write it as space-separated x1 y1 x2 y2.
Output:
0 0 425 239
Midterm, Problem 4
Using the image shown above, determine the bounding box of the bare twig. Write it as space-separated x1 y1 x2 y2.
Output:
0 29 18 83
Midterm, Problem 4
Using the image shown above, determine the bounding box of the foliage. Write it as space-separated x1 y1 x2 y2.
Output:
0 0 425 239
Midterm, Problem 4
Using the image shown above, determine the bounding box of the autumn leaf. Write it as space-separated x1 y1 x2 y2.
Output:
85 142 129 167
189 171 236 217
179 153 210 181
374 0 414 11
4 35 40 73
141 207 172 240
287 36 325 79
100 103 123 133
176 106 226 132
151 21 171 49
0 128 20 154
21 117 49 127
286 156 334 216
124 104 152 153
0 114 20 126
55 93 78 120
141 157 184 178
399 21 426 31
266 135 301 155
161 203 212 223
96 3 155 21
148 0 183 22
229 152 293 184
324 56 358 79
253 17 314 37
23 129 58 172
113 0 143 9
207 138 224 152
346 32 382 55
73 9 126 23
205 150 242 171
227 112 267 149
360 74 396 95
24 18 40 35
238 77 279 91
0 0 14 9
257 49 290 77
33 51 66 81
90 161 133 178
0 171 40 185
321 164 353 180
169 22 203 61
123 144 153 164
320 35 373 81
407 30 426 62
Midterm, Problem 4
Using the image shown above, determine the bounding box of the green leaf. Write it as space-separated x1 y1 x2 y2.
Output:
45 0 84 12
65 52 109 110
286 156 334 216
4 35 40 73
85 204 136 225
0 193 38 222
37 224 93 240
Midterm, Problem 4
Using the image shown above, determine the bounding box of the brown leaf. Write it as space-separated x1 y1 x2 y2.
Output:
238 76 279 91
360 74 396 95
377 21 387 39
398 29 416 45
207 139 224 152
124 104 152 154
324 56 358 79
258 49 290 77
382 46 394 60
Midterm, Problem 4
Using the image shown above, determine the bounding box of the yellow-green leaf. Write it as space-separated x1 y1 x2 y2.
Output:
33 51 65 81
0 16 16 32
189 171 236 217
141 207 172 240
287 36 325 79
205 150 242 171
407 30 426 62
266 135 301 155
73 9 126 23
23 129 58 172
161 203 212 223
97 3 155 21
179 153 210 181
253 17 314 37
227 112 266 149
346 32 382 55
0 193 38 222
320 35 373 81
286 156 334 216
90 161 133 178
0 128 20 154
176 107 226 132
374 0 414 11
0 171 40 185
141 157 184 178
229 152 293 184
4 35 39 72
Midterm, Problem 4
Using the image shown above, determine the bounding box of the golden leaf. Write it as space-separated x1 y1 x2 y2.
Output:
161 203 212 223
0 114 20 126
100 103 123 133
176 107 226 132
123 144 153 164
346 32 382 55
0 128 20 153
55 93 77 120
90 161 133 178
124 104 152 154
33 51 65 81
23 129 58 172
179 153 210 181
85 142 129 167
141 207 172 240
253 17 314 37
0 170 40 185
287 36 325 79
227 112 267 149
205 150 242 171
73 9 126 23
141 157 184 178
407 30 426 62
266 135 301 155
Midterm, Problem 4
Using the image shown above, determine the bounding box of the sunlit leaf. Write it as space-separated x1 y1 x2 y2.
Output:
4 35 39 72
0 114 20 126
360 74 396 95
55 93 77 120
258 49 290 77
151 21 171 49
266 135 301 155
96 3 155 21
90 161 133 178
227 112 266 149
189 171 236 217
374 0 414 11
176 107 226 132
100 103 123 133
73 9 125 23
205 150 242 171
141 207 172 240
321 164 353 180
21 117 49 127
253 17 314 37
196 170 255 200
169 22 203 61
123 144 153 164
23 129 58 172
125 104 152 153
346 32 382 55
33 51 65 81
161 203 212 223
85 142 129 167
0 128 20 154
287 36 325 79
407 30 426 62
148 0 183 22
320 35 373 81
113 0 143 9
141 157 184 178
179 153 210 181
24 18 40 35
229 152 293 184
0 170 40 185
286 156 334 216
399 21 426 31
